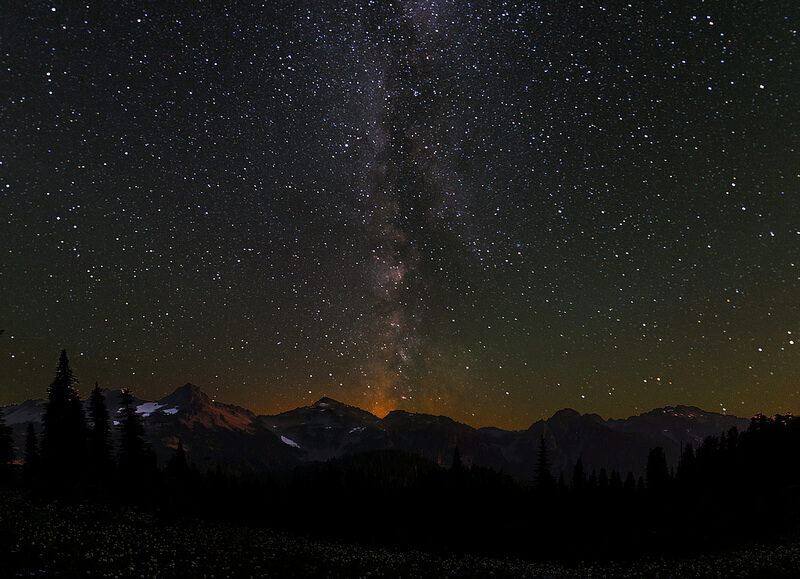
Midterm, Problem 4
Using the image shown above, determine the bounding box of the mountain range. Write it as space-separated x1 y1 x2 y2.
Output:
1 384 751 480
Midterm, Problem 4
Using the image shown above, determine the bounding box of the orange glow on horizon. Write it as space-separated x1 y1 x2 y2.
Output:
370 398 396 418
363 376 400 418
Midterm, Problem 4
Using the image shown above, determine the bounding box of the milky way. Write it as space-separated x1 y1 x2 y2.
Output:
1 1 798 427
358 0 460 407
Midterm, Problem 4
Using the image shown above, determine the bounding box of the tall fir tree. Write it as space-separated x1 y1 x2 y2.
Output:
645 446 671 494
88 382 113 473
117 388 153 478
533 434 556 491
165 439 189 480
41 350 87 482
598 467 610 490
572 457 587 490
451 446 464 472
624 471 636 494
676 442 696 488
0 406 15 467
609 469 623 491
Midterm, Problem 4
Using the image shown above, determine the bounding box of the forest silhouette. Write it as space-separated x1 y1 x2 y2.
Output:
2 350 800 563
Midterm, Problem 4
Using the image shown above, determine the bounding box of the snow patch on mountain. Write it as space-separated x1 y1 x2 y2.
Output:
155 383 255 430
136 402 165 417
281 436 300 448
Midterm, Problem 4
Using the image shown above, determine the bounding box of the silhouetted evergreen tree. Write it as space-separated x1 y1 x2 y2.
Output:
598 467 610 491
163 439 191 513
41 349 87 482
696 435 719 461
609 469 623 491
676 443 696 488
448 446 467 494
116 389 154 481
450 446 464 473
88 383 112 474
695 435 724 493
646 446 670 494
0 407 15 476
624 471 636 493
572 458 586 491
726 425 739 456
532 435 555 491
165 440 189 480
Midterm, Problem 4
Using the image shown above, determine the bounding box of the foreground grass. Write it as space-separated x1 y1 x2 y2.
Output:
2 490 800 578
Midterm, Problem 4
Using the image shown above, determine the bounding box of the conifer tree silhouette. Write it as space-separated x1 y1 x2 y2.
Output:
448 446 467 490
598 467 610 491
676 442 696 488
572 457 587 491
609 469 623 491
0 406 15 472
624 471 636 494
41 349 87 483
451 446 463 472
533 435 555 491
645 446 670 494
88 383 113 474
116 388 154 480
166 439 189 480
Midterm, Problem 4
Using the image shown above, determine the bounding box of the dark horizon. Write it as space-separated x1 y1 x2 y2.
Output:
3 351 800 576
0 365 766 430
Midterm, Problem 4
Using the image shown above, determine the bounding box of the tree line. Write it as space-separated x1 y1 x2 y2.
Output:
0 350 188 497
2 350 800 560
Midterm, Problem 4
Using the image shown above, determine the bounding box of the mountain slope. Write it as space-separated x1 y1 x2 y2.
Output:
2 383 298 474
1 388 752 479
258 397 381 461
142 383 298 473
606 405 750 470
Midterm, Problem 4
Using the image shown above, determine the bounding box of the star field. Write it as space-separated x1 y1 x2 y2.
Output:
2 1 799 428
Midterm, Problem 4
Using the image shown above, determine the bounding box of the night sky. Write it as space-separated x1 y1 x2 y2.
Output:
2 1 798 429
